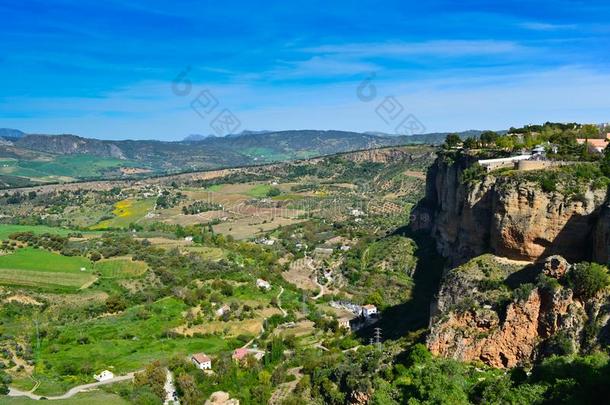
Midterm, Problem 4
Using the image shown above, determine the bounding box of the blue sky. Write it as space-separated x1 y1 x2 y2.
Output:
1 0 610 140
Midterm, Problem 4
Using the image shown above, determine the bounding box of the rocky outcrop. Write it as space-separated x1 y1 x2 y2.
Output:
342 147 435 164
413 154 610 264
427 255 605 368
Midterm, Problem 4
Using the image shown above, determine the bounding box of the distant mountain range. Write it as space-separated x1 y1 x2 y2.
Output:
0 128 25 140
0 128 486 188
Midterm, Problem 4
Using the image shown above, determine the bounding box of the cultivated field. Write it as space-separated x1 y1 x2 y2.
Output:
91 198 155 229
0 224 76 240
94 257 148 278
0 248 95 290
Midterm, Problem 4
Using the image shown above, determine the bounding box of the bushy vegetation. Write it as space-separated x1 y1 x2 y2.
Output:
181 200 223 215
566 262 610 300
290 342 610 405
460 122 605 162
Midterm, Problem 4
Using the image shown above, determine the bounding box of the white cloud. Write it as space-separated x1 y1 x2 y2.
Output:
271 56 379 78
520 22 577 31
299 40 528 58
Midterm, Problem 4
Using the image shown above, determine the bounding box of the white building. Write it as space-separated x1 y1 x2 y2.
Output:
216 304 230 317
362 304 378 318
478 154 532 172
191 353 212 370
338 317 353 330
256 278 271 290
94 370 115 382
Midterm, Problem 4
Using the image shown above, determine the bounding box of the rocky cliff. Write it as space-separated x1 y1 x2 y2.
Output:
416 153 610 368
412 153 610 264
427 255 610 368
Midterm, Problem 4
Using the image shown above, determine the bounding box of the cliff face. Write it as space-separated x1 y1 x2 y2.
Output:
413 154 610 264
427 255 609 368
417 154 610 368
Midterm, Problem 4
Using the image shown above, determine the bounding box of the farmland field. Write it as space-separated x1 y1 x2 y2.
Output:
32 297 231 395
0 248 95 290
91 198 155 229
94 257 148 278
3 391 131 405
246 183 274 198
6 155 144 181
0 224 77 240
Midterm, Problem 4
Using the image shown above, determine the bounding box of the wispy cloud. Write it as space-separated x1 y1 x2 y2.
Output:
520 21 577 31
299 40 529 58
271 56 379 78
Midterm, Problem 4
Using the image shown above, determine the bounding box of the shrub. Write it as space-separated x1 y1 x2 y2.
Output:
566 262 610 300
460 164 486 184
540 176 557 193
513 283 535 302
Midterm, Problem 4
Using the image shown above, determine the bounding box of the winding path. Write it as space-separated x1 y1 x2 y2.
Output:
306 258 325 300
243 286 286 348
276 286 287 316
8 372 137 401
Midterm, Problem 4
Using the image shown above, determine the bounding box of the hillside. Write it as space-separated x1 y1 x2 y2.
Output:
0 129 459 189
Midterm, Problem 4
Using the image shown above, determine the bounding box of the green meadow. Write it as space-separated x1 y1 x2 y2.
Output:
33 297 231 395
94 257 148 278
0 224 79 240
0 248 94 290
246 184 274 198
90 198 155 230
12 155 142 180
3 391 131 405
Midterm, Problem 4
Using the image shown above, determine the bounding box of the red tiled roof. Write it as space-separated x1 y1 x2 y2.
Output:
192 353 211 363
232 348 248 360
576 138 609 149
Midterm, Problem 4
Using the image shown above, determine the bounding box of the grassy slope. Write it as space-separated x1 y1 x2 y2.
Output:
2 391 130 404
0 248 94 290
246 184 273 198
94 257 148 278
33 297 230 395
0 224 94 240
0 248 92 273
12 155 141 179
91 198 155 230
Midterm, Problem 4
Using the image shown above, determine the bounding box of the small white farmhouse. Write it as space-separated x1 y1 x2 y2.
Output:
256 278 271 290
362 304 378 318
191 353 212 370
216 304 230 317
338 317 353 330
94 370 114 382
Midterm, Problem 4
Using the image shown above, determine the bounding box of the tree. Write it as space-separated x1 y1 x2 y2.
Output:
567 262 610 299
176 373 203 405
266 187 281 197
463 137 478 149
105 295 127 313
444 134 461 148
601 146 610 177
581 124 600 138
480 130 499 145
